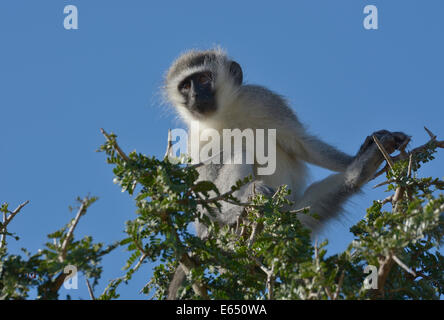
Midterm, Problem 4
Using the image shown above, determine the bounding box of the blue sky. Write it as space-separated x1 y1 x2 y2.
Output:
0 1 443 299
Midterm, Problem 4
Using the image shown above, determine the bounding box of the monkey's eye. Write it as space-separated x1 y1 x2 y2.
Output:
179 81 191 92
198 74 211 85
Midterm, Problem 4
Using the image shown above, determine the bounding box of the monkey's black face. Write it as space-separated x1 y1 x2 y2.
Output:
178 71 216 117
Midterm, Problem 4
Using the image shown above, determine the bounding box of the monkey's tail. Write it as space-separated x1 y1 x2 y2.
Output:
167 266 186 300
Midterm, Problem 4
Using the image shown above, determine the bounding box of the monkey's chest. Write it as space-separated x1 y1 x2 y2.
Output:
257 147 307 201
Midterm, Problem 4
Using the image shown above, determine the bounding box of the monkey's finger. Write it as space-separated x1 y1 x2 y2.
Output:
372 130 391 140
392 131 409 140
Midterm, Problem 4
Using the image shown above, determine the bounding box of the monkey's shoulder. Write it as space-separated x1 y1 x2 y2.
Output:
239 84 286 103
237 84 299 122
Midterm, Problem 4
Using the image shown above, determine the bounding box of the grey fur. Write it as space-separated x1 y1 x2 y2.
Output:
163 48 408 299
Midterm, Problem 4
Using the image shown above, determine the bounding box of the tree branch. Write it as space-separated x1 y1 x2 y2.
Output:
100 128 131 163
165 211 209 299
374 254 394 299
0 200 30 249
0 200 30 233
86 279 96 300
333 270 345 300
59 199 88 263
164 129 173 159
371 128 444 181
288 206 311 215
392 255 416 277
372 135 394 169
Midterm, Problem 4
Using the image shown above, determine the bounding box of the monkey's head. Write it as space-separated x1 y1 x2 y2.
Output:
164 48 243 122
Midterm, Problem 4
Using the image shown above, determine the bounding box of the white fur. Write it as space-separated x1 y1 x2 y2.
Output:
164 49 397 234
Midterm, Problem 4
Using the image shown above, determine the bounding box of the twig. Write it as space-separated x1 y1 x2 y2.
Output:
235 215 242 235
271 185 285 200
0 200 30 233
407 153 413 178
164 129 173 159
380 195 394 205
424 126 436 140
392 142 444 162
392 186 404 212
415 271 431 281
134 252 149 271
130 237 149 275
268 263 275 300
314 240 334 300
371 165 388 181
392 127 444 163
0 200 30 249
370 128 444 181
372 135 394 169
251 256 275 300
36 198 95 298
398 135 412 156
289 206 311 215
187 150 225 170
86 279 96 300
195 187 255 208
222 199 258 207
392 255 416 277
140 279 153 295
248 218 262 249
0 211 6 249
102 253 149 299
59 199 88 263
333 270 345 300
373 179 396 189
166 212 209 299
100 128 131 163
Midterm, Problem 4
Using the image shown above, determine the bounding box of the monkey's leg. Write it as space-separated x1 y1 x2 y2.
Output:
293 172 355 231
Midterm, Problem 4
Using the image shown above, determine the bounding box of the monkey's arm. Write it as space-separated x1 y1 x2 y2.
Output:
296 134 354 172
274 122 354 172
288 130 407 172
243 85 354 172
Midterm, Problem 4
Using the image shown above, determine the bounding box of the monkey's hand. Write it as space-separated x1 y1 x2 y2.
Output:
345 130 409 188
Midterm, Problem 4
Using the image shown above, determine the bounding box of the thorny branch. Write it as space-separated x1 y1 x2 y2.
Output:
164 129 173 159
86 278 96 300
0 200 30 249
100 128 131 163
102 126 442 300
370 127 443 298
102 129 210 299
45 197 93 296
371 127 444 181
59 199 88 263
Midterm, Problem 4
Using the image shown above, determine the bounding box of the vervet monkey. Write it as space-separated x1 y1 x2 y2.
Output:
164 48 408 298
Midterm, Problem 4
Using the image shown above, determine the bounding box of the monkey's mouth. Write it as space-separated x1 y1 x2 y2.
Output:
189 101 217 117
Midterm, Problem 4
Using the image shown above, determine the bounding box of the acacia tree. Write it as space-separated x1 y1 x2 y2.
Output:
0 196 116 299
97 127 444 300
1 128 443 299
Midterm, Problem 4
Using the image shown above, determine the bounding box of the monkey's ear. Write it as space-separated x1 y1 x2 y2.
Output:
229 61 243 86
